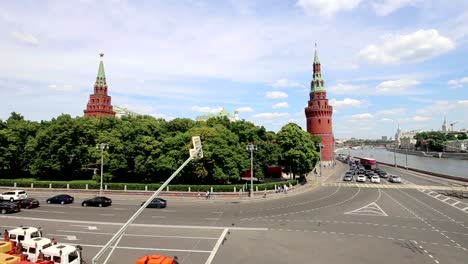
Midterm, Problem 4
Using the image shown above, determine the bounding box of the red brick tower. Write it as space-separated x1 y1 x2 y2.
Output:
304 46 334 163
84 54 116 117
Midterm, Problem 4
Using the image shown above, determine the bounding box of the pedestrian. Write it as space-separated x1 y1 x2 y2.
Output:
284 185 288 194
15 241 23 254
205 191 209 199
37 250 45 261
263 189 267 198
3 229 9 241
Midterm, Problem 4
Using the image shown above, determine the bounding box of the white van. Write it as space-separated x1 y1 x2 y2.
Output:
0 190 27 202
21 237 53 262
7 227 43 243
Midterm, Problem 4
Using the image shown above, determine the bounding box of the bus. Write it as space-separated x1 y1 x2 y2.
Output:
359 157 377 170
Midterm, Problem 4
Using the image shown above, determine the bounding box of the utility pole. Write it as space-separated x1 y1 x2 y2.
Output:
247 143 257 197
96 143 108 194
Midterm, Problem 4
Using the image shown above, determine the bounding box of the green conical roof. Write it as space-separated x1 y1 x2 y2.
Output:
95 53 106 86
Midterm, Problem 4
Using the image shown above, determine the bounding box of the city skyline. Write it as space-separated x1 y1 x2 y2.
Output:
1 0 467 139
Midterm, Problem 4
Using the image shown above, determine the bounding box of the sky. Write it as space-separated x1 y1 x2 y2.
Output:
0 0 467 139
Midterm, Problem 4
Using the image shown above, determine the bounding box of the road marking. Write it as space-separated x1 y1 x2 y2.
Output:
205 228 229 264
204 218 219 220
70 225 98 230
23 209 65 214
151 216 166 219
98 214 115 216
0 215 269 231
57 230 218 240
345 202 388 216
80 244 211 253
161 210 176 212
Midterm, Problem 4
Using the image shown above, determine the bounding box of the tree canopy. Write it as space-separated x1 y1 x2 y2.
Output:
0 113 321 184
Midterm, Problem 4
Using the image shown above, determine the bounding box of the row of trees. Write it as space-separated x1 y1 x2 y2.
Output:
0 112 321 184
414 131 468 152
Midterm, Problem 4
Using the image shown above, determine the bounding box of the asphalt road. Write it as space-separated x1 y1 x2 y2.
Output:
1 162 467 264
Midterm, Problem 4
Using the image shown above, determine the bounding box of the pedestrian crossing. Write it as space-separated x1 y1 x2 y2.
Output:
322 182 455 190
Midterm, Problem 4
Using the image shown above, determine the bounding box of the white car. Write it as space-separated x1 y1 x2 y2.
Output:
370 175 381 183
0 190 28 202
356 175 366 182
389 175 402 183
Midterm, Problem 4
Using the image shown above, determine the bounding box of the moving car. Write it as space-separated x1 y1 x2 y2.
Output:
378 171 388 178
15 198 40 209
0 201 21 214
389 175 402 183
370 175 381 183
0 190 27 202
81 196 112 207
356 174 366 182
343 175 353 181
47 194 74 204
141 198 167 208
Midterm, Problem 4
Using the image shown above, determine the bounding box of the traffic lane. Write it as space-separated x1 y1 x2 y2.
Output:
238 187 360 221
382 165 457 187
214 229 441 264
381 189 468 250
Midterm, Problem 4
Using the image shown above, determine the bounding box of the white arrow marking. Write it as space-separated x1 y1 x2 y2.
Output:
70 225 98 230
48 234 78 241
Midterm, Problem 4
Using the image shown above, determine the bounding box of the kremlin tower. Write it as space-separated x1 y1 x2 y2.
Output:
84 54 116 117
305 46 334 164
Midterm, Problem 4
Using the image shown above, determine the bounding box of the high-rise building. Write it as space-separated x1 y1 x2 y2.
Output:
304 45 334 164
84 54 116 117
382 136 388 141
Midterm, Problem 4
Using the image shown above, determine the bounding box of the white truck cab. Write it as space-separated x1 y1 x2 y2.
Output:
21 237 53 262
42 244 82 264
7 227 43 243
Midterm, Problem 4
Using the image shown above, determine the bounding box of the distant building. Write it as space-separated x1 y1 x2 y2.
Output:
381 136 388 141
400 130 419 150
394 126 402 147
442 116 447 132
196 108 239 122
84 54 116 117
113 106 140 118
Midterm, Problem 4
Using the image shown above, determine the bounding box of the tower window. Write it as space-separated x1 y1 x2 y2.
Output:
328 120 330 124
319 119 321 124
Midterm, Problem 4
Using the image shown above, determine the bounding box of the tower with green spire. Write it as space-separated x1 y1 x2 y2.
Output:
304 45 334 163
84 53 116 117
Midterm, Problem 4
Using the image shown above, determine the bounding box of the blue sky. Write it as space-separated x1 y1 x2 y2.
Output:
0 0 467 139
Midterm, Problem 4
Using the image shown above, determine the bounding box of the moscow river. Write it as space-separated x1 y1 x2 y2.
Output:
337 147 468 178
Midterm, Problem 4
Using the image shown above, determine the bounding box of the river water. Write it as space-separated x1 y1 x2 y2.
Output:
337 148 468 178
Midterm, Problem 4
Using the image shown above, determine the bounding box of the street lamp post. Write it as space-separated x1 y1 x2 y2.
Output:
318 143 324 177
96 143 108 194
247 143 257 197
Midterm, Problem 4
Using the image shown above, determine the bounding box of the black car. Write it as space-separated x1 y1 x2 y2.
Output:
141 198 167 208
15 198 40 209
47 194 74 204
0 201 21 214
82 196 112 207
378 171 388 178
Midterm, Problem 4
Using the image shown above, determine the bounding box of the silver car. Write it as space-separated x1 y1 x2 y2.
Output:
389 175 402 183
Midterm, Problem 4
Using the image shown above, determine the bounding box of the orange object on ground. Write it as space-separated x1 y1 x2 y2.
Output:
136 254 177 264
0 241 13 254
0 252 21 264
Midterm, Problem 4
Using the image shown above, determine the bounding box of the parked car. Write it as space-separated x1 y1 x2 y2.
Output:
15 198 40 209
0 201 21 214
370 175 381 183
356 174 366 182
81 196 112 207
47 194 74 204
389 175 402 183
141 198 167 208
0 190 27 202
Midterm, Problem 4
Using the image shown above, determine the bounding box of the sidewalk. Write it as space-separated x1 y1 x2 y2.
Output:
0 165 346 203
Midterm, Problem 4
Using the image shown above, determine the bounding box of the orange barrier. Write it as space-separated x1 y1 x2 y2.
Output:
136 255 177 264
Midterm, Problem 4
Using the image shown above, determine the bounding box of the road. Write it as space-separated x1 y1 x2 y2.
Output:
1 162 467 264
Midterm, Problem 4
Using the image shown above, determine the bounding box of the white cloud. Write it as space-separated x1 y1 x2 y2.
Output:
359 29 455 64
328 83 363 94
252 112 290 119
372 0 419 16
271 79 303 88
329 98 364 108
416 100 455 115
235 107 254 113
350 113 374 119
448 77 468 88
265 91 288 99
297 0 362 17
457 100 468 107
377 108 407 115
375 79 420 95
272 102 289 109
10 31 40 45
47 84 74 92
411 115 431 122
190 106 223 113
